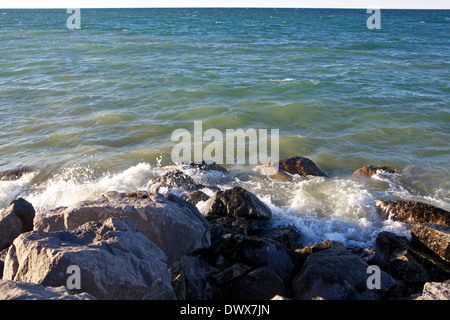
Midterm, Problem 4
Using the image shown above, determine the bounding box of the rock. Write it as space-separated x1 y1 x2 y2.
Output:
219 233 294 281
411 223 450 262
222 267 286 300
375 231 409 258
150 170 204 193
292 249 397 300
248 227 302 250
374 231 450 297
202 215 252 260
0 198 35 251
0 166 34 181
170 254 216 300
184 190 210 206
346 246 383 266
3 217 176 300
297 240 345 254
34 191 210 266
204 186 272 220
278 156 328 177
0 279 95 300
414 280 450 300
353 165 396 177
271 295 291 300
185 160 227 173
375 199 450 226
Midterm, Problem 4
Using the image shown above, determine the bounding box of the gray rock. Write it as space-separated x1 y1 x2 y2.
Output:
3 217 176 300
150 170 205 193
0 279 95 300
34 191 210 265
170 254 216 300
0 198 35 251
292 249 397 300
219 233 294 281
204 186 272 220
375 199 450 226
411 223 450 262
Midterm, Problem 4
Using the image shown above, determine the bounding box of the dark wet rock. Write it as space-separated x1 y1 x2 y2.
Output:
375 231 409 258
185 160 227 173
201 216 252 260
150 170 205 193
375 199 450 226
278 156 328 177
3 217 176 300
292 248 397 300
204 186 272 220
0 166 34 181
411 223 450 262
248 227 302 250
374 231 450 297
170 254 217 300
0 198 35 251
210 263 285 300
221 266 286 300
353 165 397 177
346 246 384 266
219 233 294 281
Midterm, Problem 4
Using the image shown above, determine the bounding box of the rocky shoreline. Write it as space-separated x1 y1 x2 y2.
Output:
0 156 449 300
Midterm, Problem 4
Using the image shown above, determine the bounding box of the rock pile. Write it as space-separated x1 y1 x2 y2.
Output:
0 158 449 300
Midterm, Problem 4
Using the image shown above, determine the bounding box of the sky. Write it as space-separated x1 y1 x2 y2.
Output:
1 1 449 9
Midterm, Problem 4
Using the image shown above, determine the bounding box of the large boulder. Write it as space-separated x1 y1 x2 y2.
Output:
204 186 272 220
0 199 35 251
292 248 397 300
411 223 450 262
375 199 450 226
3 217 176 300
278 156 328 177
375 231 450 297
34 191 210 265
0 280 95 300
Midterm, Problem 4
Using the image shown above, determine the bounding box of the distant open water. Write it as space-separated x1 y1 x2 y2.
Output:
0 9 449 247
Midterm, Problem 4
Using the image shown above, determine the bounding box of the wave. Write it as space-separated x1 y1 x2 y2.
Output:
0 161 447 249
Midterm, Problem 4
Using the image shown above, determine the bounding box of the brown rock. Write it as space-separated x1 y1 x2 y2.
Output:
411 223 450 262
0 199 35 251
204 186 272 220
278 156 328 177
353 165 396 177
375 199 450 226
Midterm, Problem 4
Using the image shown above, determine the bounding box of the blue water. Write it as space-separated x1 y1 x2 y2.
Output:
0 8 449 246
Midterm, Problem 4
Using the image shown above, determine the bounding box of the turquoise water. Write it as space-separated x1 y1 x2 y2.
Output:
0 9 449 246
